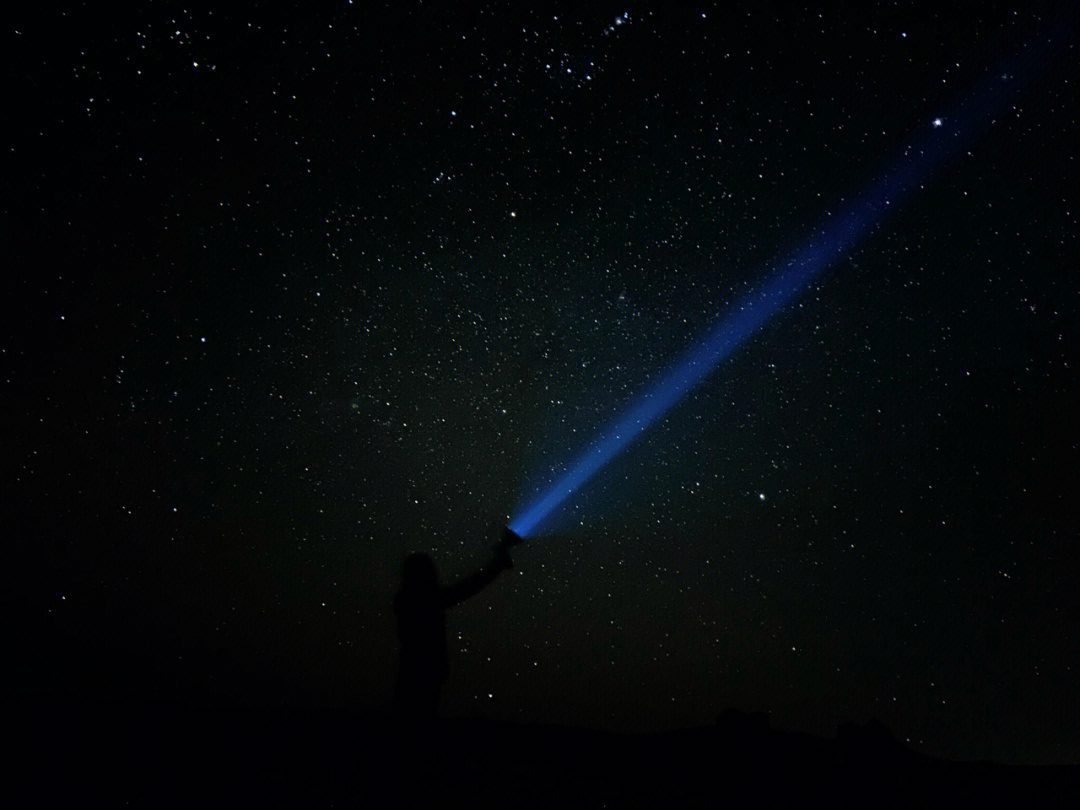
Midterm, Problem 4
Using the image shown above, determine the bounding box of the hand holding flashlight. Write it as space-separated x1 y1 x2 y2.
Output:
494 527 523 571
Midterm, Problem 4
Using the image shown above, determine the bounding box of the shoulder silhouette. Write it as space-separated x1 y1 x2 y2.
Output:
392 530 517 724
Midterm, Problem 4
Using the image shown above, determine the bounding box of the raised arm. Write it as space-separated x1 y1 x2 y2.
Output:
439 530 518 608
439 559 502 608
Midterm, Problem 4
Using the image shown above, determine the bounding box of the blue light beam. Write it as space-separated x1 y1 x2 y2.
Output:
509 33 1064 538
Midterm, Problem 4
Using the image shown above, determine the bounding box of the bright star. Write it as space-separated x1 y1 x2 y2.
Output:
932 118 943 128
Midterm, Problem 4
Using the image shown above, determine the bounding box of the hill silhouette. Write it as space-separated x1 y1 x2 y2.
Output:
10 697 1078 807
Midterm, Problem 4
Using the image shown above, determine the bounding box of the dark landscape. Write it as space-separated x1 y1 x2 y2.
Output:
10 700 1079 808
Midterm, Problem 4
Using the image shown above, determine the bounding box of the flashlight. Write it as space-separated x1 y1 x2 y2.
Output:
500 527 524 549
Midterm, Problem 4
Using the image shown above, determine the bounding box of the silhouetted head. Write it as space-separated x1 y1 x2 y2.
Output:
401 552 439 593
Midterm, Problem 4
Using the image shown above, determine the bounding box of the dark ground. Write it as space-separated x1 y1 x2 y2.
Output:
9 699 1078 808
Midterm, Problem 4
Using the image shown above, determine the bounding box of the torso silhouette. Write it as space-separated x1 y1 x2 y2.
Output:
392 552 505 719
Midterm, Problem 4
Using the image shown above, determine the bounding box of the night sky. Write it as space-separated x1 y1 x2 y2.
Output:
8 3 1079 766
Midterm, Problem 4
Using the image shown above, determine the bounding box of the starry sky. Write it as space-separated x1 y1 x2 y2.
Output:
7 2 1079 765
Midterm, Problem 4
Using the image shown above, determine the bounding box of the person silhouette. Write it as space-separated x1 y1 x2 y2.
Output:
392 528 518 725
